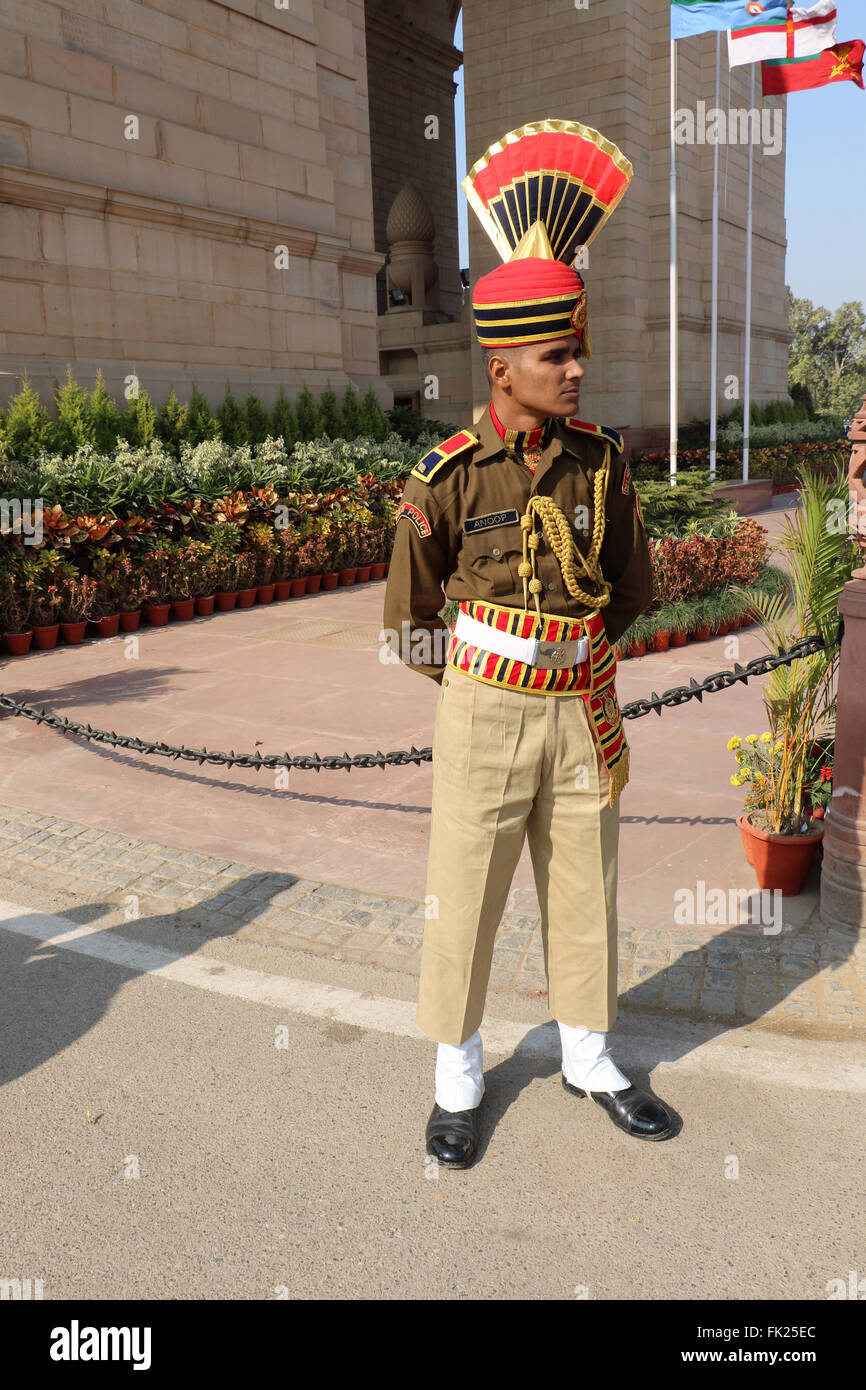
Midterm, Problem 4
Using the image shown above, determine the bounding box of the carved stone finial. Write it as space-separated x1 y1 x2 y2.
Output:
385 183 439 312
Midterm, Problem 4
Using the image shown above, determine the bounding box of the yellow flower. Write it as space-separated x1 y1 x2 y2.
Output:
735 750 746 762
745 734 758 745
730 774 742 786
760 732 772 744
727 736 742 751
774 739 785 752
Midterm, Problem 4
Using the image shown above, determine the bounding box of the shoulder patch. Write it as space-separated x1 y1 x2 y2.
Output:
411 429 479 483
396 501 432 537
564 417 624 454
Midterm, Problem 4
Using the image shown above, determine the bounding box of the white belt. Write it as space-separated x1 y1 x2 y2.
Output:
454 610 589 670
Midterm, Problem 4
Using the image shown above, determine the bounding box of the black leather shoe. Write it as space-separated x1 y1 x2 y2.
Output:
425 1102 480 1168
562 1075 674 1140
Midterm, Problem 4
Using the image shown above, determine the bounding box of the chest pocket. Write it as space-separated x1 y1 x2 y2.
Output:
460 521 524 597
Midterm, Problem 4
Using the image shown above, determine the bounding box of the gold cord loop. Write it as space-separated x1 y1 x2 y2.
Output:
519 442 613 620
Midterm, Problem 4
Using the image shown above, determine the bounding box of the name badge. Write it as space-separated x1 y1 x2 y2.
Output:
463 508 520 535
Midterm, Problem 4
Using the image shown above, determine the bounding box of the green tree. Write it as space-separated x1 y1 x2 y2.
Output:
318 383 343 438
184 388 219 445
3 375 53 460
242 393 271 445
217 385 245 445
123 388 157 446
53 365 93 453
788 288 866 419
359 386 389 442
340 386 362 439
156 387 188 455
295 385 321 441
88 370 124 452
270 389 297 450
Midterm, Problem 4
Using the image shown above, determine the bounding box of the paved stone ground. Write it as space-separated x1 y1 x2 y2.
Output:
2 801 863 1039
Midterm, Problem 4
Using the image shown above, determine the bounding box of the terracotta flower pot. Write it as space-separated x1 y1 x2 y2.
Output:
257 583 276 604
216 591 238 612
370 562 387 580
60 620 88 644
92 613 120 637
669 629 688 647
3 630 33 655
32 624 60 650
616 643 630 660
236 587 258 608
290 578 307 598
715 621 729 637
629 638 647 658
145 603 171 626
737 814 824 896
356 565 372 582
306 574 323 594
170 599 195 621
650 629 670 652
692 623 711 642
338 567 358 586
119 611 142 632
274 581 292 601
322 573 339 590
383 563 390 577
195 594 216 616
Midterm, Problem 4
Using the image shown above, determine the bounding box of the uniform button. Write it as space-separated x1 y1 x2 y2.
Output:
491 547 501 557
547 582 558 591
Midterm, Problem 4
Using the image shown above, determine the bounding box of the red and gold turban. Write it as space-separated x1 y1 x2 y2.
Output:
462 119 633 358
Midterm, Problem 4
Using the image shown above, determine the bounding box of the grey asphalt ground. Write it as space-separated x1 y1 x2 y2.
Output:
1 869 863 1303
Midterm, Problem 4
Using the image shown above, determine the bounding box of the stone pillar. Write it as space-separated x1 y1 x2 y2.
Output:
820 396 866 935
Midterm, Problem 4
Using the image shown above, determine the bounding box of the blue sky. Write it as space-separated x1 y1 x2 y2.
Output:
453 13 865 314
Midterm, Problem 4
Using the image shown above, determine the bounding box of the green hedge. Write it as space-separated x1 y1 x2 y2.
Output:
0 369 458 462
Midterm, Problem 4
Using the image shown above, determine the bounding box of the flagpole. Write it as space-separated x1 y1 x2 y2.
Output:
742 61 755 483
670 38 678 486
709 31 721 481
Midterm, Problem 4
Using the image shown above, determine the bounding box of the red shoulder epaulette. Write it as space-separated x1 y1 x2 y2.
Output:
411 429 479 482
564 418 624 454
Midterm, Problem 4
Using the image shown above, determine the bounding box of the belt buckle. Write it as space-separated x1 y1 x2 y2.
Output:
536 639 576 669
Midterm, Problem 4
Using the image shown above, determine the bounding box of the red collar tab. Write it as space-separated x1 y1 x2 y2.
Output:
489 402 551 457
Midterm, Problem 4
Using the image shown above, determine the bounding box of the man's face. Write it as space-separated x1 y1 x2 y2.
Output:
491 335 585 418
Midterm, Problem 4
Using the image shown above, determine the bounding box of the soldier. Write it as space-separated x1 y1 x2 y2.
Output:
383 120 676 1166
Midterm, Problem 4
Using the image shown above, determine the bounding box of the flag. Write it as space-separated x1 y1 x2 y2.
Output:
728 1 837 68
762 38 865 93
671 0 787 39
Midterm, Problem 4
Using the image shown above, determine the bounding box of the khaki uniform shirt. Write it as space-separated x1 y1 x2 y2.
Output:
383 404 652 682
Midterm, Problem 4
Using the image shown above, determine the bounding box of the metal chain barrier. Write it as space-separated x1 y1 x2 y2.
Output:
0 629 838 773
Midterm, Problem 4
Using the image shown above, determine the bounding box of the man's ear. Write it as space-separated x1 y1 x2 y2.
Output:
487 351 513 389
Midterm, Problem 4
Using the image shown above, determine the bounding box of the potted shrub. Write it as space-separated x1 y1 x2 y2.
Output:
648 610 670 653
235 551 259 607
141 542 173 625
619 612 650 658
0 566 34 655
690 597 713 643
273 527 297 600
165 539 199 620
728 461 859 893
660 599 691 648
206 523 242 611
245 522 278 603
111 555 148 632
185 541 218 616
30 552 65 649
87 548 129 638
56 566 98 643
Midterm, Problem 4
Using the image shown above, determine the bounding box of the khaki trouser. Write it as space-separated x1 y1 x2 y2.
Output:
418 666 620 1045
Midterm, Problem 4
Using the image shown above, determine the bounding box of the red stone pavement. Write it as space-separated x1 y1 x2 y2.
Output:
0 502 819 932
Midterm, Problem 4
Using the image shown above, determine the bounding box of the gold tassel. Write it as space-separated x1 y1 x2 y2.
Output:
581 320 593 361
607 746 629 807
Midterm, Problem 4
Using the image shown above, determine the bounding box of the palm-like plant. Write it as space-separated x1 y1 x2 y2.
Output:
733 461 859 833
